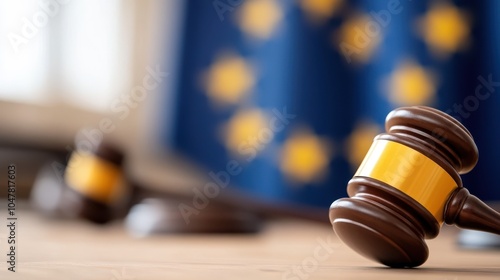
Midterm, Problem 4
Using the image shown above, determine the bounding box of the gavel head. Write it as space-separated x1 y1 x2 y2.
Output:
63 141 126 224
329 106 479 268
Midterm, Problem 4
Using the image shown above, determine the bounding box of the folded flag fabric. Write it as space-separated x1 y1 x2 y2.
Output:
161 0 500 213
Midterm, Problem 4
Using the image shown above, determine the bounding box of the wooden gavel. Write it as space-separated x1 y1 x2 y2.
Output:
330 106 500 268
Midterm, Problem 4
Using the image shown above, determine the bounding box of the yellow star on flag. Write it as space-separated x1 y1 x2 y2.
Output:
280 129 332 184
300 0 343 23
223 109 269 155
204 55 254 106
418 2 470 58
387 61 436 106
238 0 283 39
345 122 381 170
336 14 381 64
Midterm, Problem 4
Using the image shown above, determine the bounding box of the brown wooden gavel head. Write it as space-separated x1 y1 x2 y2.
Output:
329 106 500 268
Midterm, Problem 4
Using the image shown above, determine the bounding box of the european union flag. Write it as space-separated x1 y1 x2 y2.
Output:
161 0 500 217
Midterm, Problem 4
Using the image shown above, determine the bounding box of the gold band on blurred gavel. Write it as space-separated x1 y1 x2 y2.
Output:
65 152 123 204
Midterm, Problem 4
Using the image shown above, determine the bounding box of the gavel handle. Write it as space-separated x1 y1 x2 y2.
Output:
444 187 500 235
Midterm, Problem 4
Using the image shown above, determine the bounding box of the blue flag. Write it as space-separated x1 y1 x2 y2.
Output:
161 0 500 214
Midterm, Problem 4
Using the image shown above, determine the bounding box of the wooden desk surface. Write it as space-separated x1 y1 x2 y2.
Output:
1 209 499 280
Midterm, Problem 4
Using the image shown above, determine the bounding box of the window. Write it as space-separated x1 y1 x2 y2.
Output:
0 0 50 104
0 0 132 112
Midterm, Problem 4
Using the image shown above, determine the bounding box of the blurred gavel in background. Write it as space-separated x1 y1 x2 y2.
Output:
31 134 263 234
330 106 500 268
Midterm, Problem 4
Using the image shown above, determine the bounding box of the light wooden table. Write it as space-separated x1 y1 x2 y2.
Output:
1 208 499 280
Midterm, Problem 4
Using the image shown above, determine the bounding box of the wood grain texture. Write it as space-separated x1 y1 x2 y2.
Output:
0 210 499 280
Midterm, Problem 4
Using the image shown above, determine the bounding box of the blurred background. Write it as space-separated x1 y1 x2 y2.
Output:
0 0 499 226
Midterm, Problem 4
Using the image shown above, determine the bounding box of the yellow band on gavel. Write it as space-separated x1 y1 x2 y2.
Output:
65 152 123 205
354 139 457 224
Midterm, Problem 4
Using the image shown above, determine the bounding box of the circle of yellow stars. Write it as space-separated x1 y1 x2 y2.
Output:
200 1 472 186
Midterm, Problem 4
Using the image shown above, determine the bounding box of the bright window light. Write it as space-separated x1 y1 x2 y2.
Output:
0 0 50 104
58 0 132 112
0 0 132 113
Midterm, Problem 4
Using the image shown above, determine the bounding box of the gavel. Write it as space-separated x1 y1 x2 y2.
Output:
329 106 500 268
